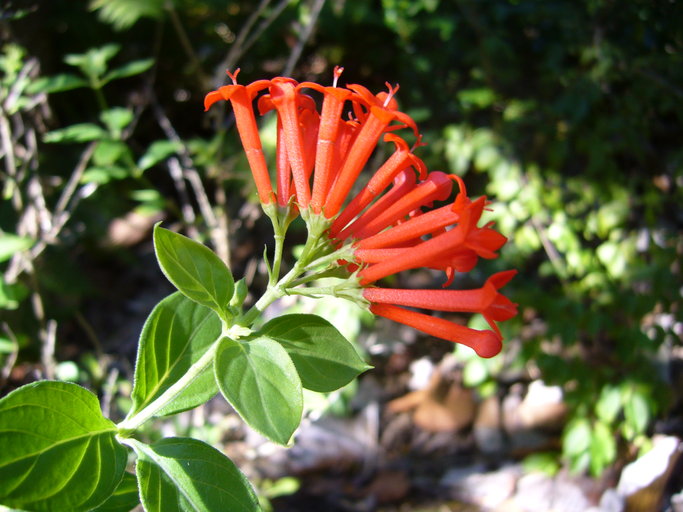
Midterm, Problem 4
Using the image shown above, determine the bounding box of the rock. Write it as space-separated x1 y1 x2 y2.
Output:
513 471 592 512
441 464 520 509
616 435 682 512
473 395 505 455
387 368 476 433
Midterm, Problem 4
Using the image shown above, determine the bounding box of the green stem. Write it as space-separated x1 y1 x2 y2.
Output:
117 338 220 434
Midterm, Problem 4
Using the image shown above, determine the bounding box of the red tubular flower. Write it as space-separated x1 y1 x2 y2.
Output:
204 68 518 356
356 196 486 284
363 271 517 329
338 171 454 241
330 133 426 237
369 304 504 358
299 66 355 214
267 78 315 208
204 69 274 204
323 83 419 218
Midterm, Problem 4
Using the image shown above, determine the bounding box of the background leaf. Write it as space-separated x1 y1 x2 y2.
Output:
0 381 127 512
103 58 154 84
128 292 221 419
0 233 33 262
26 73 88 94
153 224 234 319
259 314 370 392
43 123 107 143
138 140 182 171
130 437 260 512
214 336 303 445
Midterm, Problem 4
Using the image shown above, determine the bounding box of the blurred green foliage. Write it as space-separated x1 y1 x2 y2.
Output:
1 0 681 479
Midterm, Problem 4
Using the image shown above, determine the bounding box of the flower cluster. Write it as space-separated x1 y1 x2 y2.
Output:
205 67 517 358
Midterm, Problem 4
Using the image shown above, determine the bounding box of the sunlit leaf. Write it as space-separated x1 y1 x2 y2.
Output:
214 336 303 445
128 292 221 419
0 381 127 511
91 472 140 512
0 232 32 262
130 437 259 512
259 314 370 392
153 225 234 319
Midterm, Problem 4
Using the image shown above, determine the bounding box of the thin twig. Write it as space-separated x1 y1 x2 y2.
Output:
101 366 119 418
240 0 292 68
151 95 231 263
283 0 327 76
214 0 273 85
40 317 57 381
165 1 210 85
167 156 200 240
52 142 96 222
0 323 19 389
5 142 97 283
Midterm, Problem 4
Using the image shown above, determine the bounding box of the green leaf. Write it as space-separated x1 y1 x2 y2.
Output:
623 389 650 439
103 58 154 85
81 166 130 184
589 421 617 477
0 232 32 262
100 107 134 138
0 381 127 512
153 224 234 319
128 292 221 419
26 73 89 94
259 314 370 392
91 472 140 512
563 417 591 457
214 336 303 445
595 385 622 425
93 139 130 166
65 44 120 81
44 123 107 143
130 437 259 512
90 0 165 31
138 140 182 171
462 358 489 388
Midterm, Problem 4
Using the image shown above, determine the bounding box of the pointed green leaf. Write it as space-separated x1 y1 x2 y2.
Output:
0 381 127 512
153 225 234 319
91 472 140 512
99 107 134 138
65 44 120 80
130 438 259 512
44 123 107 143
102 58 154 85
138 140 182 171
129 292 221 419
215 336 303 445
81 165 129 184
26 73 88 94
260 314 370 392
93 139 130 166
0 232 33 262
